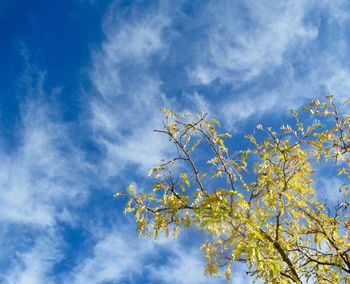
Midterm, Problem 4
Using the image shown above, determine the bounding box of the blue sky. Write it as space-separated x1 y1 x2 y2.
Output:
1 1 350 283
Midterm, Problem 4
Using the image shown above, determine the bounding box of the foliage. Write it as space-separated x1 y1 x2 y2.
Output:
115 96 350 283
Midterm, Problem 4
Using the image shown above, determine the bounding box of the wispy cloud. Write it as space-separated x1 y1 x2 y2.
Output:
89 3 174 176
149 244 219 284
188 0 318 85
182 1 350 128
65 225 234 284
65 226 155 284
3 231 61 284
0 94 89 226
0 58 92 283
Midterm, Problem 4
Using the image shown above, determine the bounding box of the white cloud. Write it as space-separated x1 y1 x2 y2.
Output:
218 52 350 128
316 175 344 205
149 245 218 284
0 63 92 283
89 4 174 176
91 4 169 100
0 57 91 227
65 226 251 284
0 97 89 226
3 231 61 284
221 92 279 129
183 0 350 129
66 227 155 284
188 0 318 84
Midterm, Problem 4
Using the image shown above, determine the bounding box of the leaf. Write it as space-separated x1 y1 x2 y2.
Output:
326 94 334 101
148 167 166 176
127 184 136 195
181 172 190 187
189 139 201 152
290 108 299 119
210 118 221 126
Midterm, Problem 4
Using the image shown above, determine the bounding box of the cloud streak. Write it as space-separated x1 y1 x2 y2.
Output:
0 63 92 283
188 0 318 85
89 3 174 176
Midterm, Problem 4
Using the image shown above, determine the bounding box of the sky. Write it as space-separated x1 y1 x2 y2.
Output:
1 0 350 283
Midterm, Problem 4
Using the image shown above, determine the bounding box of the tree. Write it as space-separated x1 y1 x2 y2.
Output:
115 96 350 283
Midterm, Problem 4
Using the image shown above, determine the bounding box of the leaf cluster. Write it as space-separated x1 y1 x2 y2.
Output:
116 97 350 283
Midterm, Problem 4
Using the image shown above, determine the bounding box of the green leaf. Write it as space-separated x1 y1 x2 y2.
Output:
210 118 221 126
